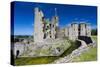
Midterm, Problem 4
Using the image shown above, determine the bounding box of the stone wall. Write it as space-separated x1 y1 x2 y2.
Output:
13 39 71 57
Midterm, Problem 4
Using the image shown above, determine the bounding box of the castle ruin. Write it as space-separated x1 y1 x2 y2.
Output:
13 7 92 57
34 7 59 43
34 7 91 43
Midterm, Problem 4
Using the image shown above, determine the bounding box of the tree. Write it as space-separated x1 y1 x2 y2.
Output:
91 29 97 35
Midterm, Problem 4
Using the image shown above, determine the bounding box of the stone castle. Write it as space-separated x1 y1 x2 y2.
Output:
13 7 92 58
34 7 91 43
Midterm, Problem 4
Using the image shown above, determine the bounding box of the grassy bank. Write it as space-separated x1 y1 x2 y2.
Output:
71 35 97 62
71 47 97 62
15 56 59 65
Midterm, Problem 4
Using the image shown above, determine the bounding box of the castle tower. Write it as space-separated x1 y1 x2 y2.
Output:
51 17 56 39
79 22 86 36
86 23 91 37
34 7 44 43
54 8 59 38
51 8 59 39
67 23 78 40
71 23 78 40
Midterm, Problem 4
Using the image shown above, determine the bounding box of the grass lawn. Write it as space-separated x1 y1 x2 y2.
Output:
71 47 97 62
71 35 97 62
15 56 59 65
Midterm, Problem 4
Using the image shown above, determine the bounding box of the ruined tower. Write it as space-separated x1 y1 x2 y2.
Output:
51 8 59 39
86 23 91 37
51 17 56 39
71 23 78 40
66 23 78 40
79 23 87 36
34 7 44 43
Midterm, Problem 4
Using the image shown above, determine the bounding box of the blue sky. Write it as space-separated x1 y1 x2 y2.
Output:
12 1 97 35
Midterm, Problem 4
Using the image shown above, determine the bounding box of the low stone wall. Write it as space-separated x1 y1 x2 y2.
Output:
13 38 71 57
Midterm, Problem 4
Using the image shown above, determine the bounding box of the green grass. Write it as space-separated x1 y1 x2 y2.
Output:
71 36 97 62
15 56 59 65
71 47 97 62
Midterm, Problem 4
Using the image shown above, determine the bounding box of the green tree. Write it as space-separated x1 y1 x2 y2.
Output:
91 29 97 35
